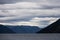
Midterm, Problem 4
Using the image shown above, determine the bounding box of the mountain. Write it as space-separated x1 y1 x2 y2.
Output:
7 25 41 33
37 19 60 33
0 24 15 33
0 25 41 33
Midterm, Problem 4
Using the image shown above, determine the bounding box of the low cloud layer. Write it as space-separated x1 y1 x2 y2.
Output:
0 17 59 28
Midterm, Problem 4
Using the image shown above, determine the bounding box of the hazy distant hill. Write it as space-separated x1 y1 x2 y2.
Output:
37 19 60 33
7 25 41 33
0 25 41 33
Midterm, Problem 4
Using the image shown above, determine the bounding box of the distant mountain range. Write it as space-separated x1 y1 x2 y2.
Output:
0 25 41 33
37 19 60 33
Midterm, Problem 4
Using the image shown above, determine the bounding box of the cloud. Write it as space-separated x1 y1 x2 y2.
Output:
14 17 59 28
0 17 59 28
0 1 60 9
0 2 40 9
0 0 60 4
0 0 60 27
0 0 22 4
0 9 60 17
0 9 60 23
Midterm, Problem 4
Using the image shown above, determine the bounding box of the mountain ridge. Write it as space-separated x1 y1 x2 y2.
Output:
37 19 60 33
0 24 41 33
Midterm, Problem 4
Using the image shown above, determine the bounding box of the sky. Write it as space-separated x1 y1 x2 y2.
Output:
0 0 60 28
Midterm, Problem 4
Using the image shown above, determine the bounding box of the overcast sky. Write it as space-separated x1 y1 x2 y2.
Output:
0 0 60 28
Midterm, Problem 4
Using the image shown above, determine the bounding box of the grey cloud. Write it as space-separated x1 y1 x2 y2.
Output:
0 17 33 23
0 0 22 4
40 5 60 9
0 0 60 26
0 0 39 4
47 0 60 3
0 0 60 4
0 0 60 9
0 16 6 18
0 0 46 4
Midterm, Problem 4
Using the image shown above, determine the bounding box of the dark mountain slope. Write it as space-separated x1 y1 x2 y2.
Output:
0 24 15 33
37 19 60 33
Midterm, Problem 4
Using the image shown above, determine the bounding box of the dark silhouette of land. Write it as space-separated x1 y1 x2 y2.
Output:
0 25 40 33
0 24 15 33
37 19 60 33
